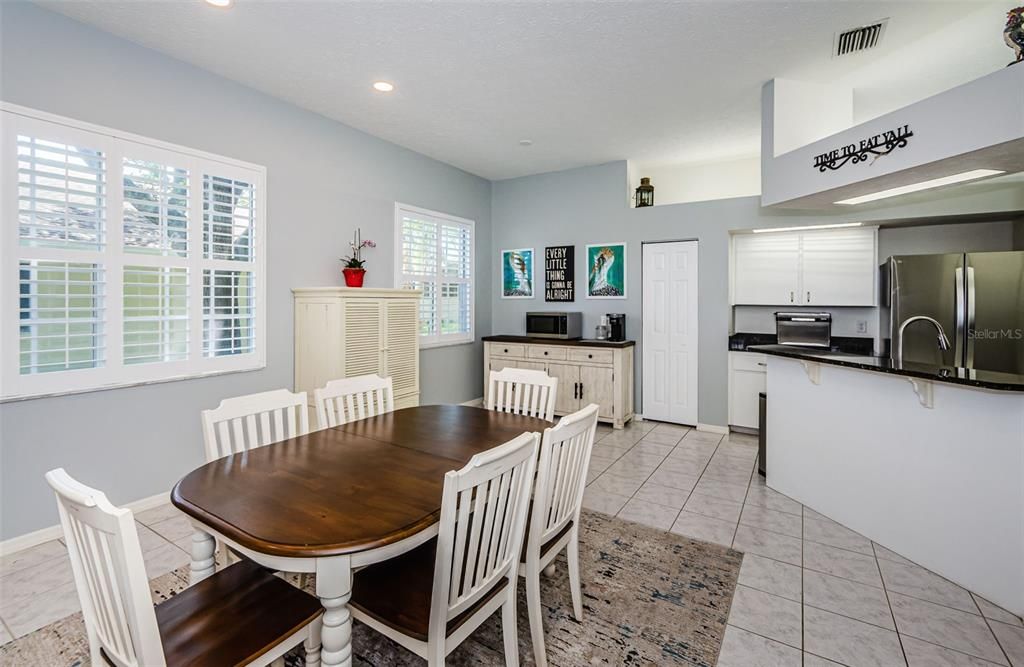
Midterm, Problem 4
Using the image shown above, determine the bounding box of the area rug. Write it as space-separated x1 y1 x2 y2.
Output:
0 510 742 666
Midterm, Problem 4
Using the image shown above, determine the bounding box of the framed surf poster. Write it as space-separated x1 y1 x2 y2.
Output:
501 248 534 298
586 242 626 299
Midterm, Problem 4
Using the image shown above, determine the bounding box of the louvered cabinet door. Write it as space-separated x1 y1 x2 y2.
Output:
343 299 384 378
384 298 420 406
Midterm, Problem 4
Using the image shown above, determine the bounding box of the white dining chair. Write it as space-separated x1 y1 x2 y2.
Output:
314 374 394 429
46 468 323 667
486 367 558 421
200 388 309 573
520 403 600 667
201 388 309 461
348 431 540 667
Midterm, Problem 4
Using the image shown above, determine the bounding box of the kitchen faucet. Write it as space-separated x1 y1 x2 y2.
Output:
895 316 951 365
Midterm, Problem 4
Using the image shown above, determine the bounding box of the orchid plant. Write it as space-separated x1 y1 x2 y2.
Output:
341 228 376 269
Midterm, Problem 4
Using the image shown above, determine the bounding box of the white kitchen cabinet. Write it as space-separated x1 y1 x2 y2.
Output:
800 227 877 306
732 232 801 305
293 287 421 411
728 351 767 430
731 226 878 306
484 339 634 428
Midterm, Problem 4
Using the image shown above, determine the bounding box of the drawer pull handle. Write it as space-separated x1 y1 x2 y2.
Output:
757 362 767 367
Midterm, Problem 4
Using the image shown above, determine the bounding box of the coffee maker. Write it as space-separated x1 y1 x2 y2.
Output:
607 314 626 342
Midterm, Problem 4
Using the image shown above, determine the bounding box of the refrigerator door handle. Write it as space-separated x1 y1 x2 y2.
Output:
954 267 965 364
966 266 976 368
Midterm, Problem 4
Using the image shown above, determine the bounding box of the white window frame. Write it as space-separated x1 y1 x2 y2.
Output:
393 202 475 349
1 103 267 401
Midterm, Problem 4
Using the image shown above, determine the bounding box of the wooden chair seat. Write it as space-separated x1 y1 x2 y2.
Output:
521 518 573 562
350 537 510 642
155 560 323 666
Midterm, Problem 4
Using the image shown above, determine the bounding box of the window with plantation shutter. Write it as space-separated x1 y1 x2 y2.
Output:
394 203 474 348
2 105 266 400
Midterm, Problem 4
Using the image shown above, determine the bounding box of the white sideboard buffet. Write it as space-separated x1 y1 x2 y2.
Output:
483 336 635 428
293 287 422 412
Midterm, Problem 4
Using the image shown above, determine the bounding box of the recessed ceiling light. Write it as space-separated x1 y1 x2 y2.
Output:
834 169 1005 205
372 81 395 93
519 139 533 147
204 0 232 7
752 222 863 234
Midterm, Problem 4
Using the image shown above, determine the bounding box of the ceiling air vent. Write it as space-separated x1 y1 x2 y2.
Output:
833 19 888 57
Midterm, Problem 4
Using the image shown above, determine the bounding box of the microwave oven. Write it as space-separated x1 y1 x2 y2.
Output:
526 312 582 339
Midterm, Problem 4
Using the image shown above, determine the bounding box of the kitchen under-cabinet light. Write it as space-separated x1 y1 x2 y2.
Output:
752 222 863 234
834 169 1005 205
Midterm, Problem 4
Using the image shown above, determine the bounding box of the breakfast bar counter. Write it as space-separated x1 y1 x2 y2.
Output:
757 350 1024 616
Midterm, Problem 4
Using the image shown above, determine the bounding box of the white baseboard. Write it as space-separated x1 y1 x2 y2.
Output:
0 491 170 556
460 397 484 407
697 422 730 435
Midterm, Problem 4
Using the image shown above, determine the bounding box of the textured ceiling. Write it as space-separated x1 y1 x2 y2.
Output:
38 0 1011 180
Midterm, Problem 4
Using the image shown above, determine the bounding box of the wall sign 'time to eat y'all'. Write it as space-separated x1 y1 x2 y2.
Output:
545 245 575 302
813 124 913 172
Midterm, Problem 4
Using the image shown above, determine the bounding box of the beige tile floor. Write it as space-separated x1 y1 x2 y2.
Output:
3 419 1023 667
0 503 190 641
584 419 1024 667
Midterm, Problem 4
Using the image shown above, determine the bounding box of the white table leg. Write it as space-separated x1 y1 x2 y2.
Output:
189 527 216 584
316 556 353 667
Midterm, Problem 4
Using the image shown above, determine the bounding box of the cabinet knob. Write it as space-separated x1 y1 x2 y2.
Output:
544 351 548 355
504 348 508 353
588 354 593 359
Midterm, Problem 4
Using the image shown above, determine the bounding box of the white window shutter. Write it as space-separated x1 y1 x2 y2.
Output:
395 204 474 348
2 106 267 400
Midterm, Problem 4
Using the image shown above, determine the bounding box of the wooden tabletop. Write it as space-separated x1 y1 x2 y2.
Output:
171 405 551 558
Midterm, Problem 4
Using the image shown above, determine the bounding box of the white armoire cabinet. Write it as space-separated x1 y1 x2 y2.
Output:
293 288 422 412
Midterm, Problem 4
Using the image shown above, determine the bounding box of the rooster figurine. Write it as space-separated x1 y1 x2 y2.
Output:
1007 6 1024 66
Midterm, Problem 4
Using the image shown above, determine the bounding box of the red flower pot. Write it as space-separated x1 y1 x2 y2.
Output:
342 268 366 287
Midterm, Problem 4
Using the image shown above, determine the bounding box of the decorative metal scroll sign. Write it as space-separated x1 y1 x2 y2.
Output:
813 124 913 172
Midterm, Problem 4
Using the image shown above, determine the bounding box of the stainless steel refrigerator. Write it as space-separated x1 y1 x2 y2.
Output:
885 251 1024 373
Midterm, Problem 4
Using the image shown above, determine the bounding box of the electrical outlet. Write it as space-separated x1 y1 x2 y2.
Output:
856 320 868 334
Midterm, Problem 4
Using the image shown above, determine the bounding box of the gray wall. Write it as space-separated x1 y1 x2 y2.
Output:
0 3 492 540
879 220 1015 257
1012 219 1024 250
491 161 1024 428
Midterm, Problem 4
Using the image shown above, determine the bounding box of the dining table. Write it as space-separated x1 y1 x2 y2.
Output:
171 404 552 667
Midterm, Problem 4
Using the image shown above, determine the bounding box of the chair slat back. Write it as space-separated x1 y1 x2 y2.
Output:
486 368 558 421
201 388 309 461
314 374 394 429
530 404 600 548
46 469 165 667
431 431 539 633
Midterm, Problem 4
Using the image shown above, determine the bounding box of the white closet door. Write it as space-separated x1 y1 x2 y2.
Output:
643 241 698 425
344 299 383 377
385 298 419 398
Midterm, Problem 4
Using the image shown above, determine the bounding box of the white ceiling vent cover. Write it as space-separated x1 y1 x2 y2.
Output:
833 19 888 57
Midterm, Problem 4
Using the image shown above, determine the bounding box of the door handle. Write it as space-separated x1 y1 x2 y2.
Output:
790 291 794 303
579 383 584 401
573 382 579 400
806 291 811 303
